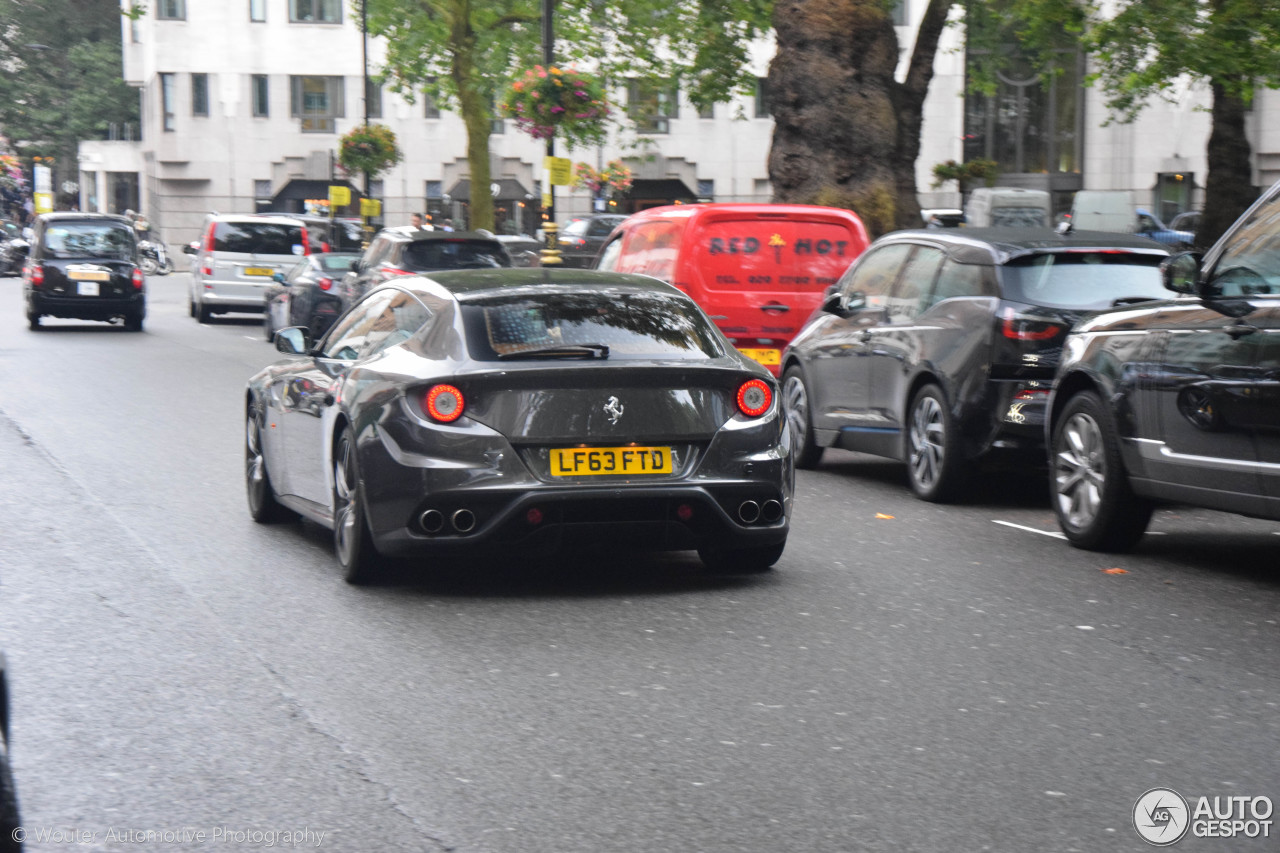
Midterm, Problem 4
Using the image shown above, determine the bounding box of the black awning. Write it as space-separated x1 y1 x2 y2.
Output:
271 179 360 204
446 178 533 203
626 178 697 201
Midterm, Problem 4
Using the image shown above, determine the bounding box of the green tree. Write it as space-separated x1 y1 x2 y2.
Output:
362 0 771 232
1083 0 1280 246
0 1 140 200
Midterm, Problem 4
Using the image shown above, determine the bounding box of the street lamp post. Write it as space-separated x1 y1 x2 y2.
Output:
540 0 562 264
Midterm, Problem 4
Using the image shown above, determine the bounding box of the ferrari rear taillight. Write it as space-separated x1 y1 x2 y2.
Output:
131 268 144 289
1001 307 1063 341
318 277 333 291
423 384 465 423
736 379 772 417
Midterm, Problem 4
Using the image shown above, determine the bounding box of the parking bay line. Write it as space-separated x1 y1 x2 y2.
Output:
992 520 1065 539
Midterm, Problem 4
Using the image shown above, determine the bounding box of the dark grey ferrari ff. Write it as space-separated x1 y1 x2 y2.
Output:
245 268 793 583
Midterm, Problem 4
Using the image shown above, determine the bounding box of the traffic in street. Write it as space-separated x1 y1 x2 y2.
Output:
1 273 1277 850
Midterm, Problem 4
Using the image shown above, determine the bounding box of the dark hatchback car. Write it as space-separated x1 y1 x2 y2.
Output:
263 251 362 341
346 228 512 303
23 213 145 331
558 213 626 268
245 268 792 584
781 229 1171 501
1048 182 1280 551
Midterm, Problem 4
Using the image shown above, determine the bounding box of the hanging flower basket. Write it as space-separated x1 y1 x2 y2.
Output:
338 123 403 178
572 160 633 196
499 66 610 150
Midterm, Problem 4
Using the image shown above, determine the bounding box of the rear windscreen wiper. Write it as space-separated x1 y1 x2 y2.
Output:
497 343 610 360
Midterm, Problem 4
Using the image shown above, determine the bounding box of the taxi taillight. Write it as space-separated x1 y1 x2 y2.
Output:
27 265 43 287
423 384 465 423
132 268 144 289
736 379 772 417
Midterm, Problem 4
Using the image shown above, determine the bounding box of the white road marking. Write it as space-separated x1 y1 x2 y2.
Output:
992 520 1066 539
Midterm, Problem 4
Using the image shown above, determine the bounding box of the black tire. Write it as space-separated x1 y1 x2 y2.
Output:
333 428 383 585
1051 391 1154 551
187 294 196 318
782 366 824 469
245 401 294 523
124 312 144 332
263 310 275 342
0 747 19 852
698 540 785 574
26 314 39 331
197 299 212 324
905 383 972 503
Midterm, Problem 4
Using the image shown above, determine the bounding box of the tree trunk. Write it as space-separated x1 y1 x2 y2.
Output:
451 19 495 232
1199 81 1255 248
767 0 953 237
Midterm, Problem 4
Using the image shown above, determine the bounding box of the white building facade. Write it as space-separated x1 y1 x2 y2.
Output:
79 0 1277 249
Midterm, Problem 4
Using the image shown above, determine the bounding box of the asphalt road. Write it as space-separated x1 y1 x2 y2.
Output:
1 273 1277 852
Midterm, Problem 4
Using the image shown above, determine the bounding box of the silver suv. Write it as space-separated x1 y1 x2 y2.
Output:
185 214 310 322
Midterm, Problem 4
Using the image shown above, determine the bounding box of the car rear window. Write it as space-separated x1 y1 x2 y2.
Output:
403 239 510 271
214 222 304 255
699 219 860 292
998 252 1168 310
318 253 359 272
43 222 134 260
461 289 726 362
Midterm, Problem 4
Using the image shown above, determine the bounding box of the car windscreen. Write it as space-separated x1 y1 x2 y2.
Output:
42 223 135 260
403 239 510 271
213 222 304 255
461 289 726 362
998 252 1168 310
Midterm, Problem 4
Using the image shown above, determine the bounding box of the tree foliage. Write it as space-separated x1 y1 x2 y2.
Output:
361 0 771 231
0 0 140 190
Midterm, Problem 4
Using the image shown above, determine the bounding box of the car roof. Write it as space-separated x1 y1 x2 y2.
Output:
38 212 131 224
877 227 1172 264
377 228 503 244
389 268 682 301
206 213 304 225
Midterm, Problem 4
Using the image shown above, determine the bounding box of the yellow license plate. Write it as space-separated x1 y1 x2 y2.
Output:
550 446 672 476
244 267 274 277
68 270 110 282
738 347 781 366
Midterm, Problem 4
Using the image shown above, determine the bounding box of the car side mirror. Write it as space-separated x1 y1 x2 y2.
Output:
272 272 286 283
275 326 311 355
1161 252 1201 295
821 290 844 315
350 259 361 272
182 242 198 255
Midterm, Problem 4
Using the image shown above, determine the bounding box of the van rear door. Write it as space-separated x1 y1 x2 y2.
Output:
685 211 868 374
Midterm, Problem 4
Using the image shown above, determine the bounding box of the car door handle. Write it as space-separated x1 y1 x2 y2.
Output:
1223 323 1258 339
761 303 790 313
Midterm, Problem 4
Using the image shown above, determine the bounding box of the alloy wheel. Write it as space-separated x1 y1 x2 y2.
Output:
1054 411 1106 531
333 438 359 565
783 374 809 449
908 395 945 490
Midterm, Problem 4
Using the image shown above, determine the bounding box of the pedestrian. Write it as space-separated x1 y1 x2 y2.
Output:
410 212 425 229
441 218 454 232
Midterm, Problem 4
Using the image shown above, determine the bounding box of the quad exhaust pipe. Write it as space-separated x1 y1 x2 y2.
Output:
738 499 783 525
451 508 476 534
418 508 476 535
761 499 783 523
738 501 760 524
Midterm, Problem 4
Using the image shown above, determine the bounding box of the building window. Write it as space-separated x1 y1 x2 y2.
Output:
254 179 272 199
628 79 678 134
157 0 186 20
365 79 382 120
250 0 266 21
290 0 341 23
754 78 770 118
290 75 344 132
252 75 269 117
191 73 209 117
423 80 440 119
130 17 141 42
160 72 176 132
490 93 504 134
697 179 715 200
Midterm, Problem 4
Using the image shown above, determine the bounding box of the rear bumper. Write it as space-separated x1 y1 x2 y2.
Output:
28 291 145 319
198 286 268 312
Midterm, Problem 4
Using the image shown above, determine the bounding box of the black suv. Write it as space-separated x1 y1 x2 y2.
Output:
347 228 512 303
781 228 1172 501
1048 183 1280 551
557 214 626 268
24 213 145 331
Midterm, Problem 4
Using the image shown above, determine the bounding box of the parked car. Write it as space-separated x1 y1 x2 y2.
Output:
1136 208 1194 248
23 212 145 331
263 251 362 341
0 652 22 846
262 213 366 253
245 268 792 583
921 208 965 228
556 213 627 268
781 228 1172 501
0 220 28 277
495 234 542 267
1169 210 1202 238
185 214 310 322
1047 181 1280 551
345 228 512 303
1070 190 1137 232
596 204 871 376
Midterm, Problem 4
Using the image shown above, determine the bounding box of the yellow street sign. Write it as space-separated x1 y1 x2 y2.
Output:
360 198 382 217
544 156 573 186
33 192 53 215
329 185 351 207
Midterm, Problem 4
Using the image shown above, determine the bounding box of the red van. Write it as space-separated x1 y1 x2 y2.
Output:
595 204 870 374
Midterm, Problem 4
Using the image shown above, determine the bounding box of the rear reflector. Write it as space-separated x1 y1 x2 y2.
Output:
737 379 772 417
